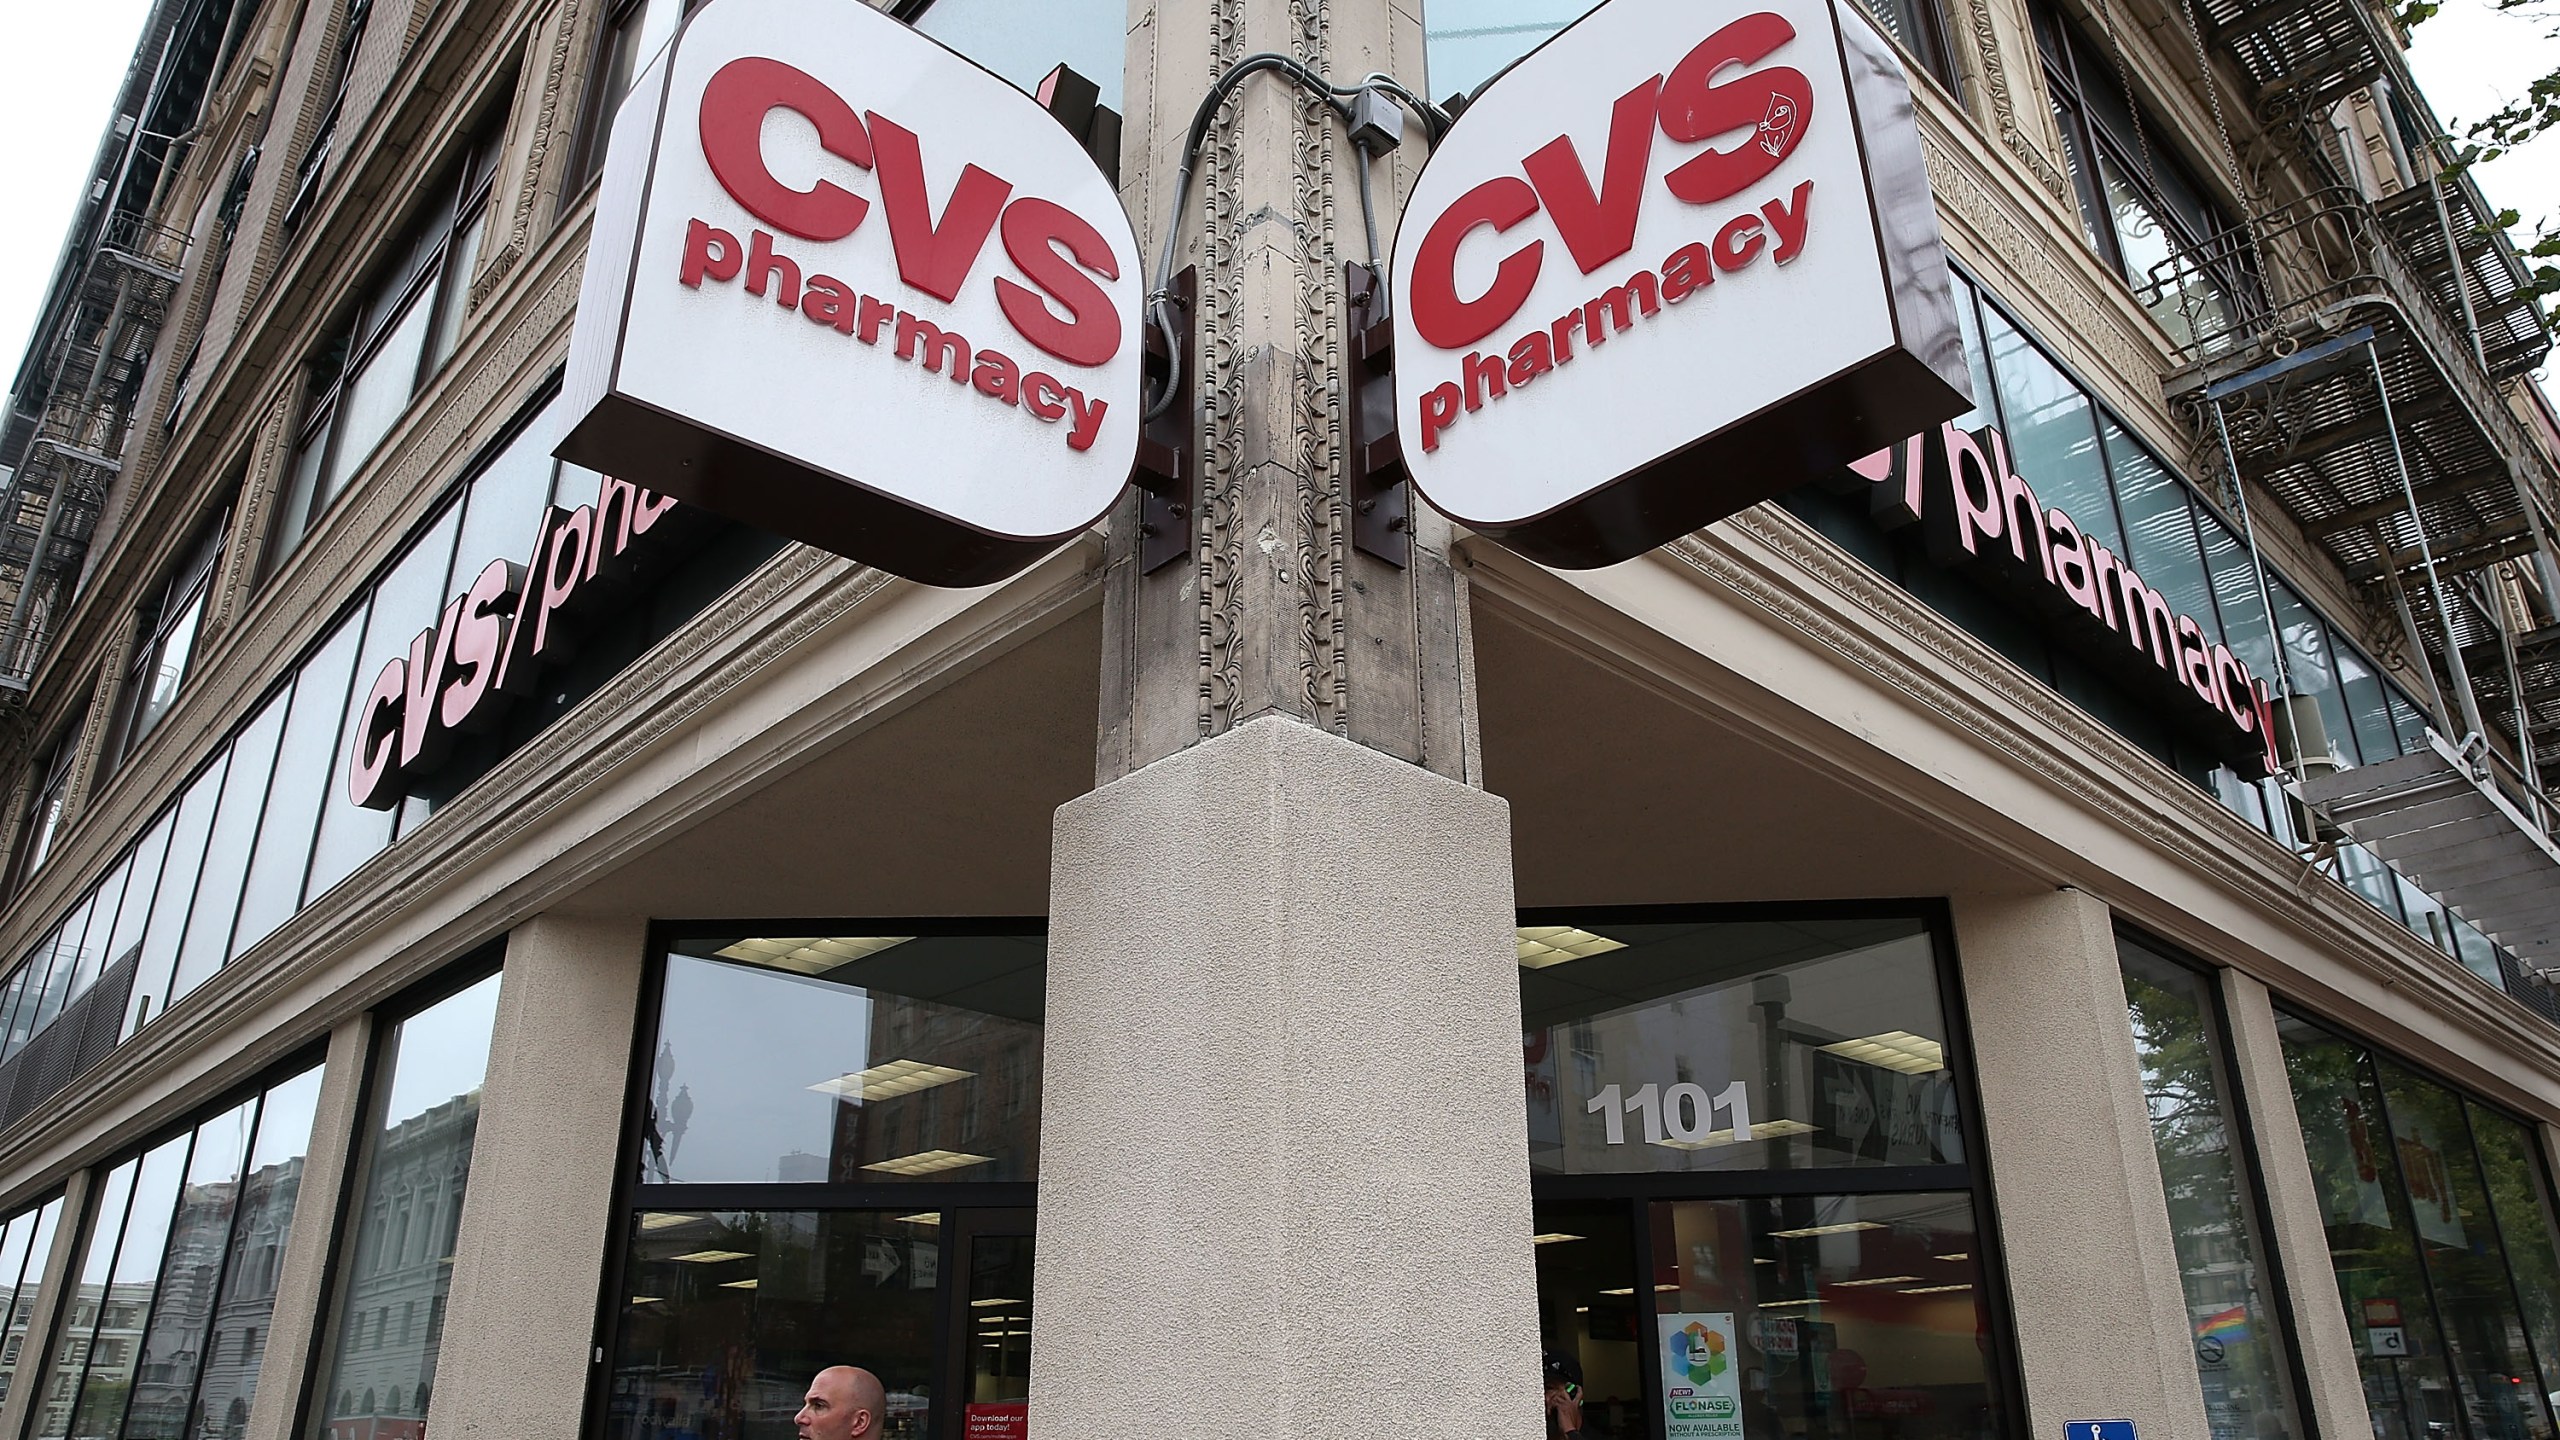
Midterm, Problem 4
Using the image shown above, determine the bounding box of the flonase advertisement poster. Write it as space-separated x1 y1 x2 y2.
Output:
1660 1312 1746 1440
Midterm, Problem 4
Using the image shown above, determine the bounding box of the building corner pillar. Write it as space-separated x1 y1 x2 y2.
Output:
1950 889 2212 1440
242 1015 375 1440
1035 714 1538 1440
0 1166 91 1440
2216 967 2372 1440
424 913 648 1440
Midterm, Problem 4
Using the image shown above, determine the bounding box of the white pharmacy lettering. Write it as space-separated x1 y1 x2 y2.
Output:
1586 1081 1752 1146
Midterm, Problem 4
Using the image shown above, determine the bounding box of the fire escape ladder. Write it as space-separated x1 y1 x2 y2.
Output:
0 214 190 689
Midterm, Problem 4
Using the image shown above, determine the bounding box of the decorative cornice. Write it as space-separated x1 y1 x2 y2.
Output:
1200 0 1247 741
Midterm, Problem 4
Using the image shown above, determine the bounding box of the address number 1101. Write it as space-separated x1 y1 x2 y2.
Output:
1586 1081 1754 1147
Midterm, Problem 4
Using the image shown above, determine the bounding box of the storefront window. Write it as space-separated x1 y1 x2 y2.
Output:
2116 936 2304 1440
1520 908 2009 1440
643 935 1045 1186
308 969 504 1440
1521 915 1963 1175
2278 1011 2560 1440
605 928 1044 1440
22 1064 322 1440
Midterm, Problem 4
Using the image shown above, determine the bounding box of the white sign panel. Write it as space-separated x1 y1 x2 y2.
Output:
1660 1313 1746 1440
1388 0 1970 568
559 0 1144 586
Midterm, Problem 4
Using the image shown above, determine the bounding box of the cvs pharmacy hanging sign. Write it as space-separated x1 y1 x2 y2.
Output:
1389 0 1973 568
558 0 1142 586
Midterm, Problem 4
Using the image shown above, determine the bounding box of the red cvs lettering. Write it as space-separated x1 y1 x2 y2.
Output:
1408 11 1817 351
692 56 1123 370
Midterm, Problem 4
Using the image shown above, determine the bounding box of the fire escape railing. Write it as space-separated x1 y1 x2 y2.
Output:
0 213 191 690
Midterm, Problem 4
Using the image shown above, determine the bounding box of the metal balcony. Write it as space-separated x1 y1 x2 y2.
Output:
0 213 189 686
2196 0 2389 137
2147 187 2560 787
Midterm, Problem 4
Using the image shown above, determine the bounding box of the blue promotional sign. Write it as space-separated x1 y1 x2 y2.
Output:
2068 1421 2137 1440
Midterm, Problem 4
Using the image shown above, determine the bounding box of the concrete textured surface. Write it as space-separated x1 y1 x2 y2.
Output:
1039 714 1540 1440
1954 889 2213 1440
426 915 647 1440
243 1017 374 1440
2220 969 2374 1440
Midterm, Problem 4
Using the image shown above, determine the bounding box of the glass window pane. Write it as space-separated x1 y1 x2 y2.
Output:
304 504 463 904
43 1134 192 1440
2118 940 2305 1440
914 0 1128 108
1425 0 1601 98
308 971 504 1440
424 209 488 375
2373 1060 2558 1440
123 1098 257 1440
267 433 329 573
2335 644 2400 765
2278 1016 2478 1440
2468 1103 2560 1411
1521 916 1963 1175
2336 844 2406 926
2107 425 2219 646
1982 304 2123 553
29 1159 138 1440
1951 276 1995 432
605 1210 942 1440
0 1198 65 1412
320 296 433 509
2270 586 2351 767
102 808 170 979
1647 1192 2003 1440
234 615 362 955
171 693 291 1008
190 1066 325 1440
27 899 97 1039
130 758 229 1039
2388 690 2434 754
448 398 565 588
648 934 1046 1184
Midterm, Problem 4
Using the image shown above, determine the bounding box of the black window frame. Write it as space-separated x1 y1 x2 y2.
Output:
2114 924 2325 1440
280 0 374 236
589 917 1049 1440
1515 899 2028 1440
264 110 509 582
2032 0 2256 313
13 1043 329 1440
291 946 505 1440
4 724 84 904
100 505 232 776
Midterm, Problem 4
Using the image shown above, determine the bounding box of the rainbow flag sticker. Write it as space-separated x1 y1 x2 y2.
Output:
2196 1306 2252 1343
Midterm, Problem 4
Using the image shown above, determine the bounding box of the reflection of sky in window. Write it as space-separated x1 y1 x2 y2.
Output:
381 972 503 1130
253 1067 325 1171
651 956 879 1183
1425 1 1602 98
916 0 1127 110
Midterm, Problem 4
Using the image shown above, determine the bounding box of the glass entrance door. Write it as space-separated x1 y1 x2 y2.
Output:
940 1211 1034 1440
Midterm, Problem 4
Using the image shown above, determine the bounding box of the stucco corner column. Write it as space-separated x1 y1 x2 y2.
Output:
425 913 649 1440
1035 714 1540 1440
2217 967 2373 1440
1951 888 2212 1440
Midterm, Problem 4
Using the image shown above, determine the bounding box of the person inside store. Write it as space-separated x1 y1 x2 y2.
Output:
795 1365 887 1440
1544 1349 1587 1440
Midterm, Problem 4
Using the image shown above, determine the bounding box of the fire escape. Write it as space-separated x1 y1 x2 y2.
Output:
0 215 191 688
2145 0 2560 977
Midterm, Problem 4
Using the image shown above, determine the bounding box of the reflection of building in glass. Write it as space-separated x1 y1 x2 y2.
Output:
190 1153 305 1440
320 1091 480 1440
30 1280 154 1439
825 996 1041 1184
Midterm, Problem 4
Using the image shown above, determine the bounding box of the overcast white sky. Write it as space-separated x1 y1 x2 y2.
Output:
0 0 2548 404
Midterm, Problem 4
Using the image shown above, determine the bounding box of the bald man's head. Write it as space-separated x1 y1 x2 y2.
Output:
796 1366 887 1440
